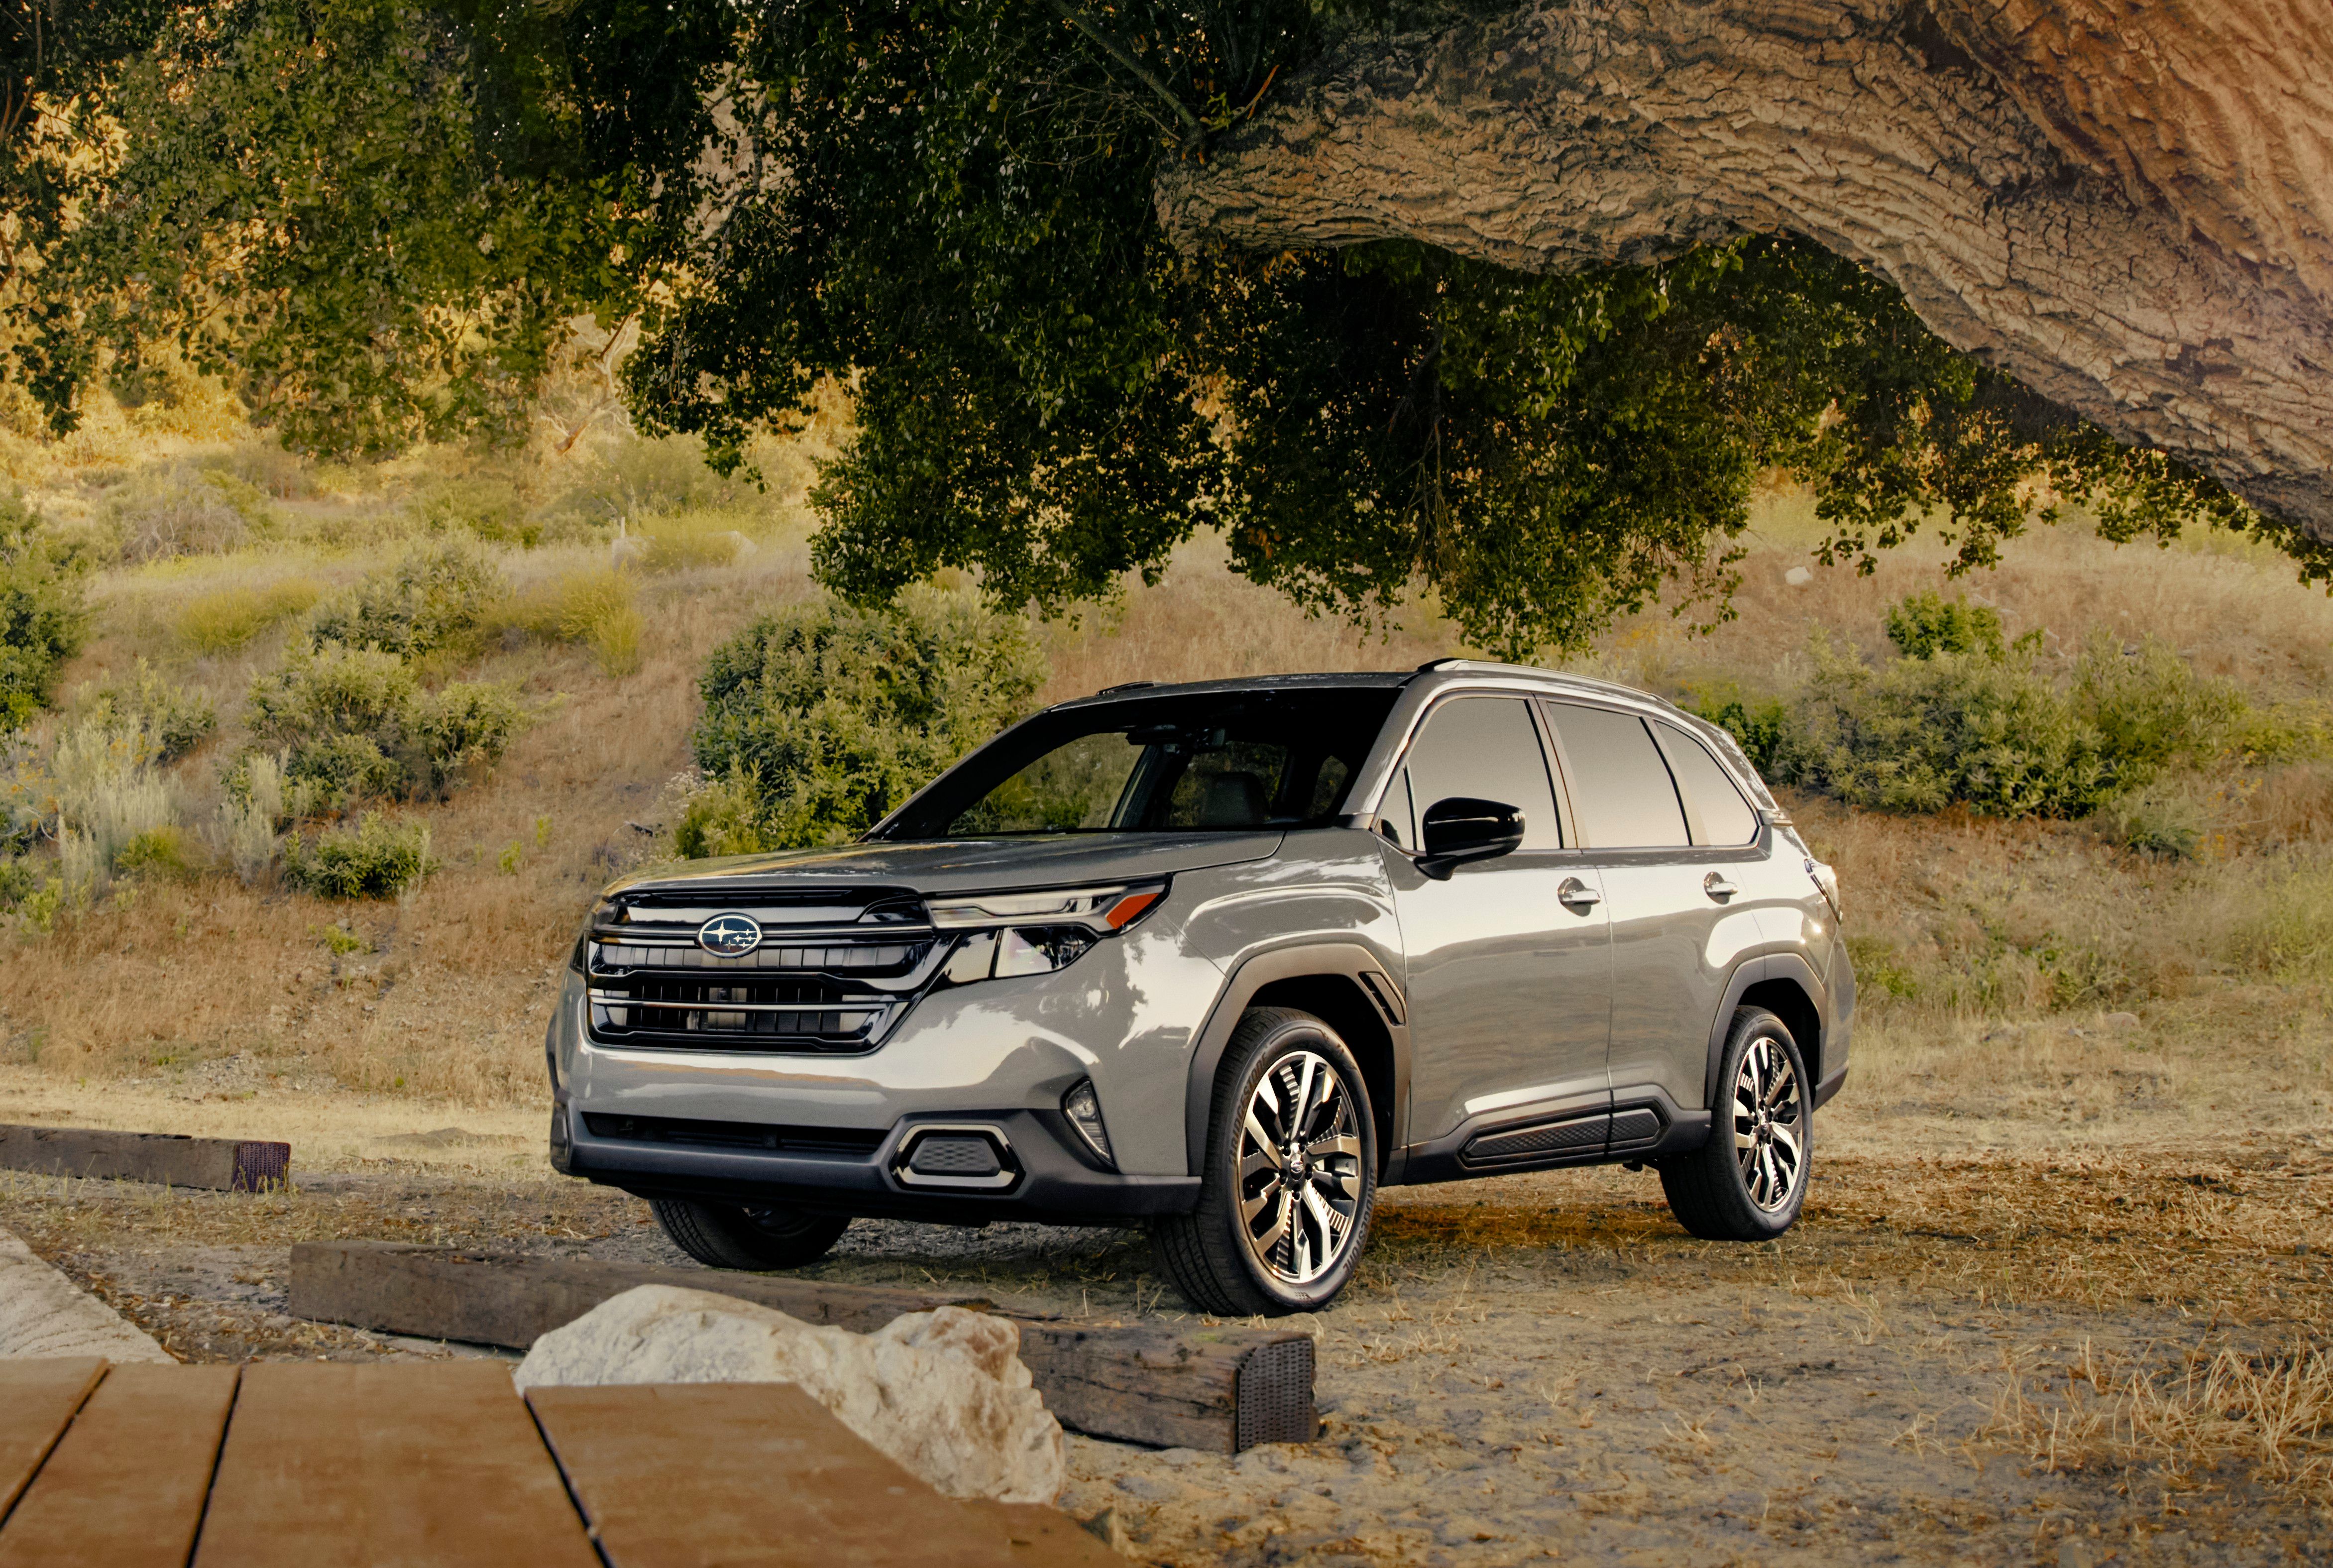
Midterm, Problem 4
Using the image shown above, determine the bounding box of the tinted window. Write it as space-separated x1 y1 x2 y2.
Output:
1405 697 1562 850
1545 703 1688 848
882 687 1400 839
1656 722 1760 845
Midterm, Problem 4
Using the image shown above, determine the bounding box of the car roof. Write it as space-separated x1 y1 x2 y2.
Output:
1045 661 1685 716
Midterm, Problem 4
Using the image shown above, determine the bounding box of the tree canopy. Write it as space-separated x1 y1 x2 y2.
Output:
4 0 2319 655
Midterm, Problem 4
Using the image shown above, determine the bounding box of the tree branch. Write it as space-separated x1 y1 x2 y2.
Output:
1046 0 1203 147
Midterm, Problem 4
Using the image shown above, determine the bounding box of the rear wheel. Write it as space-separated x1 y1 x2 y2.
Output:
650 1198 851 1270
1659 1006 1811 1241
1153 1007 1377 1316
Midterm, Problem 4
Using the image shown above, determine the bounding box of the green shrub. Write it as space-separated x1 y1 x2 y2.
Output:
177 578 325 653
670 772 774 859
1884 590 2006 661
1778 637 2118 819
246 643 523 806
2071 630 2247 776
1684 684 1791 776
0 490 91 732
114 825 200 881
308 538 504 659
284 813 436 899
689 589 1047 850
88 659 217 761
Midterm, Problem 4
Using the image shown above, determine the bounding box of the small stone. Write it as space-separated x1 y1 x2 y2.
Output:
2103 1011 2141 1030
1784 565 1814 586
1080 1508 1132 1555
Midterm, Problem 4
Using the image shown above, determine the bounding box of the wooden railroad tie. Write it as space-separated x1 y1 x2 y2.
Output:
0 1124 290 1193
289 1239 1319 1453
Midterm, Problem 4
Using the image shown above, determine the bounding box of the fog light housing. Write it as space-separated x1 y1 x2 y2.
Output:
1062 1078 1114 1168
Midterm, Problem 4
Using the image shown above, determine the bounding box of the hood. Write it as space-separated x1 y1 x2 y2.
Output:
603 832 1283 901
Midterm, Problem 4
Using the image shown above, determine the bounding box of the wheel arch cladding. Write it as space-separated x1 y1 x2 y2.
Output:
1183 944 1408 1179
1700 954 1828 1110
1246 975 1397 1176
1738 978 1823 1086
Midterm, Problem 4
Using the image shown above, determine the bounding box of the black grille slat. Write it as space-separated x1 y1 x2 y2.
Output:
581 1113 883 1158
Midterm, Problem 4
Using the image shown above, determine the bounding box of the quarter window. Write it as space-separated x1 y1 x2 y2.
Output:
1656 722 1760 846
1544 703 1689 848
1404 697 1563 850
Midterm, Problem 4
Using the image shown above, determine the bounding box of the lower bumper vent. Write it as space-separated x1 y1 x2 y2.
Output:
582 1113 885 1159
892 1124 1019 1191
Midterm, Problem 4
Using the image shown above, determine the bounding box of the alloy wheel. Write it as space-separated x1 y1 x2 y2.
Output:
1732 1033 1805 1211
1234 1050 1366 1286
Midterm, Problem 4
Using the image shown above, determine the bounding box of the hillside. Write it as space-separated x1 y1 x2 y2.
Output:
0 383 2327 1172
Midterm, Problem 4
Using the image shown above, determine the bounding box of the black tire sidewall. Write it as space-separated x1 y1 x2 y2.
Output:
1206 1012 1379 1313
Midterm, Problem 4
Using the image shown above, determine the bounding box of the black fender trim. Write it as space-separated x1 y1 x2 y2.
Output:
1813 1063 1850 1110
1700 952 1830 1111
1182 943 1412 1179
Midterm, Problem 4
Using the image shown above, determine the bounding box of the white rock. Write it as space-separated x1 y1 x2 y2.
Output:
514 1285 1063 1504
1784 565 1814 587
0 1225 173 1362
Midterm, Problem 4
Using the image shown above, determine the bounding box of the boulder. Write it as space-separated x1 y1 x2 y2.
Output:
514 1285 1063 1504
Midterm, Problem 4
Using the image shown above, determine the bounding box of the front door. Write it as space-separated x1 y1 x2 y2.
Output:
1387 694 1613 1149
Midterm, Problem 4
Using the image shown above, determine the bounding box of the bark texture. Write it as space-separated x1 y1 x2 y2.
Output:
1154 0 2333 540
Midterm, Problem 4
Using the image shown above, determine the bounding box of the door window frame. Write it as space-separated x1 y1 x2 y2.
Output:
1535 697 1755 864
1375 690 1578 858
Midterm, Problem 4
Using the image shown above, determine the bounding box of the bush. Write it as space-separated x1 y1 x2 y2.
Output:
308 537 504 659
690 589 1047 850
0 490 91 731
88 659 217 762
101 464 270 562
1779 638 2119 818
217 751 286 884
1685 684 1791 776
668 772 773 858
2072 630 2248 776
1884 590 2006 661
177 578 324 653
114 825 200 882
246 643 523 806
283 813 436 898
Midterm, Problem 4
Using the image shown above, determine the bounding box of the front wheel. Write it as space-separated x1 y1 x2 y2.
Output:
1152 1007 1378 1316
1658 1007 1812 1241
650 1198 851 1270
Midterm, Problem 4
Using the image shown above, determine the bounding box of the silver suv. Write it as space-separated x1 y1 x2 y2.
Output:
547 662 1854 1314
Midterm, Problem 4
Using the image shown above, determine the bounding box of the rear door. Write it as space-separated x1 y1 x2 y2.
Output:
1388 695 1613 1148
1541 702 1759 1148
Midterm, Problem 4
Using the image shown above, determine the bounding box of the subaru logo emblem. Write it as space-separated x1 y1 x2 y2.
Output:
697 913 763 958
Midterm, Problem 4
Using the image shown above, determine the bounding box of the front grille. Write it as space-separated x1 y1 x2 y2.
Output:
581 1113 884 1159
584 885 946 1055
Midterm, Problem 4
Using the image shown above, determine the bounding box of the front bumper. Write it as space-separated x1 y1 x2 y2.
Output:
554 1099 1200 1225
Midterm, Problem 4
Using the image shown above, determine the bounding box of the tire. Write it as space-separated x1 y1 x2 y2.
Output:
1152 1007 1378 1316
650 1198 851 1270
1659 1007 1812 1241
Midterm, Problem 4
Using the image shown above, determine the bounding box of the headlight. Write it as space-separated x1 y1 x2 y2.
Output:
927 882 1165 933
931 881 1166 985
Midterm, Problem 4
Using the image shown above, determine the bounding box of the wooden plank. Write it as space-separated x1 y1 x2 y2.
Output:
0 1359 106 1525
0 1364 238 1568
529 1382 1120 1568
0 1125 288 1193
291 1241 1316 1452
190 1361 599 1568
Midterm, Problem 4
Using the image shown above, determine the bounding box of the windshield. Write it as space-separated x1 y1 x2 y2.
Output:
877 687 1402 839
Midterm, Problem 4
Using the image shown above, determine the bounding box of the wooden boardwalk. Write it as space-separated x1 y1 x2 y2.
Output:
0 1359 1117 1568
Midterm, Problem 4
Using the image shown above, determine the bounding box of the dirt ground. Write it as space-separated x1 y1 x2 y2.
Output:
3 1073 2329 1567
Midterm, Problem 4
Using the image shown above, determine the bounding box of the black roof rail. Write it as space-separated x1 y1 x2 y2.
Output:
1097 680 1157 693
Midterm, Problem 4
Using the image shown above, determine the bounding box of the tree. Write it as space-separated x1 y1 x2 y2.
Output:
14 0 2330 654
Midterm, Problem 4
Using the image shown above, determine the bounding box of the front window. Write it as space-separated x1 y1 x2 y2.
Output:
878 687 1401 839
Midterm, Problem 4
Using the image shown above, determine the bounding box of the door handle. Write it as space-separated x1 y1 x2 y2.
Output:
1557 877 1601 911
1703 873 1738 901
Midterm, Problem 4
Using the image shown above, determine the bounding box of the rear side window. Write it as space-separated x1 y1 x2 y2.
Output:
1544 703 1689 848
1404 696 1563 850
1656 722 1760 846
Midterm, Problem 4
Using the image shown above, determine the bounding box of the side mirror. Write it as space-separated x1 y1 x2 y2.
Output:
1417 797 1525 881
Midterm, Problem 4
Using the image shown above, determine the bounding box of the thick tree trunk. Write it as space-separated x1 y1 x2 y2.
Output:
1154 0 2333 542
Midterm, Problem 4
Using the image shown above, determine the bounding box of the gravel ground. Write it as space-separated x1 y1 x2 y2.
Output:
5 1139 2330 1566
